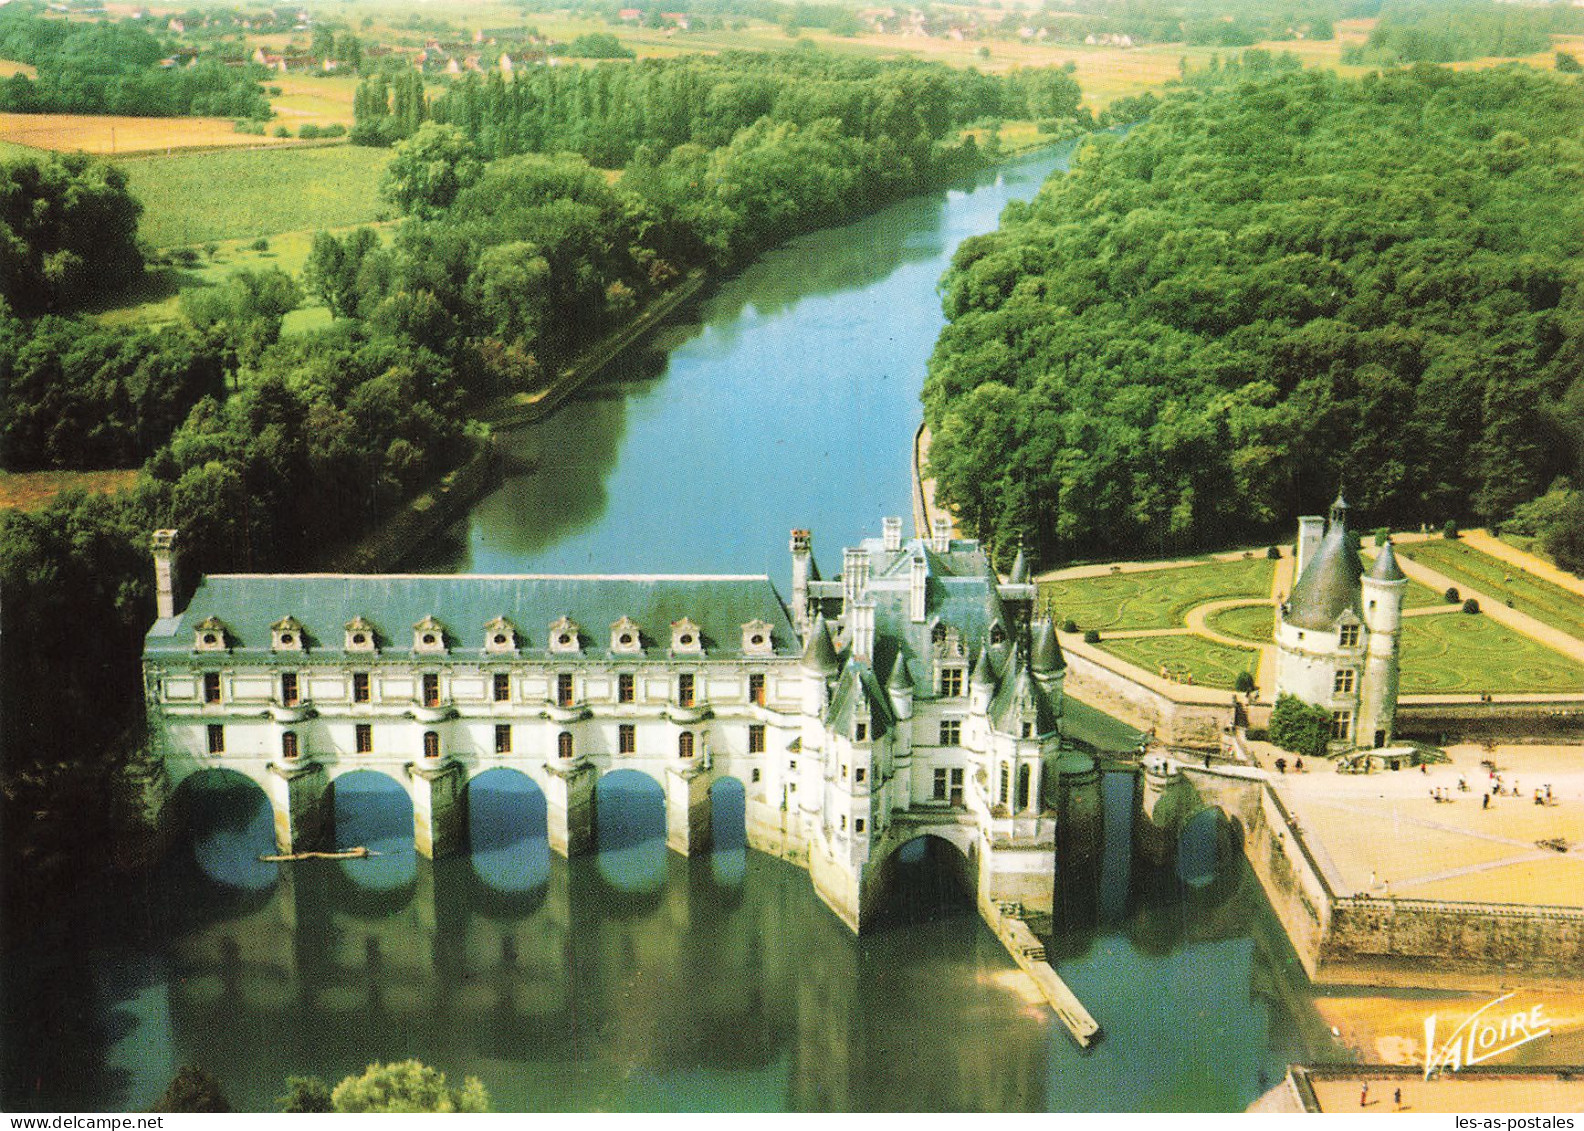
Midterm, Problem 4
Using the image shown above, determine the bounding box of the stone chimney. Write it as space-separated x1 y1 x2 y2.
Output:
842 546 869 607
790 529 812 634
151 529 181 620
1296 515 1325 577
882 516 902 552
931 515 951 554
910 552 927 623
851 599 875 665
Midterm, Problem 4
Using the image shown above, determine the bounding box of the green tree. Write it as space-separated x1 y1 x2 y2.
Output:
1268 694 1333 759
152 1065 231 1113
279 1076 333 1113
330 1060 489 1113
380 123 482 219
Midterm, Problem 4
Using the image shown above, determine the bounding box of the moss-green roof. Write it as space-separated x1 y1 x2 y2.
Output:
146 573 798 661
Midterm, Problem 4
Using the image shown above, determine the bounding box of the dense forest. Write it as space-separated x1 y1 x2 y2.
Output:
924 65 1584 570
0 4 270 118
1346 0 1584 64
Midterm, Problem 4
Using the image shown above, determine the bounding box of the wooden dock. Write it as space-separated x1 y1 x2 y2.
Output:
986 901 1102 1048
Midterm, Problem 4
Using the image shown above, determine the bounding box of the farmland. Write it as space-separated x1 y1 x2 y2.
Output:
0 113 298 154
117 144 392 247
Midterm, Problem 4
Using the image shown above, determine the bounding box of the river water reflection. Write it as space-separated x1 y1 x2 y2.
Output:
2 144 1327 1112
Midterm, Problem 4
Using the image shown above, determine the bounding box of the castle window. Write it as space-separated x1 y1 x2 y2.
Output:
749 724 765 754
619 724 636 754
855 767 866 784
558 731 574 759
678 731 695 758
1021 720 1033 739
1017 763 1031 810
855 722 868 742
840 816 847 832
931 623 947 646
1334 669 1356 695
1339 624 1360 648
203 672 221 704
207 724 224 755
557 673 574 707
271 616 306 653
412 616 447 654
423 731 440 758
610 616 643 654
999 764 1010 806
951 768 964 805
484 617 517 654
749 673 766 706
282 731 299 760
933 768 948 799
549 617 582 654
618 673 635 703
345 616 378 653
422 673 440 708
672 618 704 654
752 768 762 783
493 673 510 702
677 673 695 708
841 764 847 781
990 623 1005 646
1330 711 1352 740
742 619 775 655
855 818 865 833
281 672 299 706
939 719 961 745
494 725 511 754
356 724 372 754
939 668 963 697
352 672 370 703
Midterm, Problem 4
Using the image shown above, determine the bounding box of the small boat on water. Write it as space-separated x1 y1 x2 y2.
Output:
258 846 379 863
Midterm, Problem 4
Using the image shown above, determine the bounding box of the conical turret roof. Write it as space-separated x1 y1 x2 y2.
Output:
1368 539 1406 582
1285 521 1363 630
800 613 841 676
887 651 913 691
1031 618 1065 673
971 644 997 689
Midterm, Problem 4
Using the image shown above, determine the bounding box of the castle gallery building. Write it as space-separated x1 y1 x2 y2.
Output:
142 516 1099 931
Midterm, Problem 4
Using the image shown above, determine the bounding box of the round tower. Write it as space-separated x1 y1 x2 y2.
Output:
1356 539 1406 748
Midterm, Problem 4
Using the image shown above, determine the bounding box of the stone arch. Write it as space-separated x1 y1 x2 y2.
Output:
157 767 277 892
465 767 550 899
594 768 668 895
706 775 748 890
869 828 978 926
330 768 418 895
1175 804 1243 890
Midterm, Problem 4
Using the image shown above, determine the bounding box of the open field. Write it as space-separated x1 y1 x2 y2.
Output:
1040 556 1273 632
1398 612 1584 696
0 112 299 154
1399 539 1584 647
0 469 139 512
0 60 36 79
1096 632 1258 689
269 73 361 129
118 144 391 247
96 222 392 333
1204 601 1274 644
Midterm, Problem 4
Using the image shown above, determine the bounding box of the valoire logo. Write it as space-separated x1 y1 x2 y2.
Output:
1424 993 1552 1079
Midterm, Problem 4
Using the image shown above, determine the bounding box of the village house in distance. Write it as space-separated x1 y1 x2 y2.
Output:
140 516 1098 933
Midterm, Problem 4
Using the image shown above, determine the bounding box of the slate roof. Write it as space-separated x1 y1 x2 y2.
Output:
989 660 1059 738
1285 522 1363 630
1368 540 1406 582
826 661 893 739
1031 618 1065 673
801 613 842 676
146 573 799 661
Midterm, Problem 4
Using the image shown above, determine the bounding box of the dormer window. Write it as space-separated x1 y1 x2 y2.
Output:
741 619 775 656
345 616 378 653
483 616 518 654
194 615 228 652
1339 623 1360 648
931 622 947 646
855 721 868 742
413 615 447 655
989 622 1006 646
671 617 704 655
610 616 643 654
549 616 582 654
271 616 306 652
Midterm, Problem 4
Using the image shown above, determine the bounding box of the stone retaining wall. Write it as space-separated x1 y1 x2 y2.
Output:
1397 700 1584 744
1065 649 1233 749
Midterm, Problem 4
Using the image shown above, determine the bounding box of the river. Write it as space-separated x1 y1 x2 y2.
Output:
0 144 1327 1113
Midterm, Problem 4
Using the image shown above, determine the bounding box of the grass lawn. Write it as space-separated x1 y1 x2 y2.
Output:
1398 612 1584 696
1205 601 1274 644
0 469 139 511
1041 555 1273 632
95 222 393 332
1096 633 1259 690
118 144 392 248
1398 539 1584 646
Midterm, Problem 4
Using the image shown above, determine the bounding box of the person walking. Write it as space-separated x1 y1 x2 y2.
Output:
1360 1082 1370 1107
